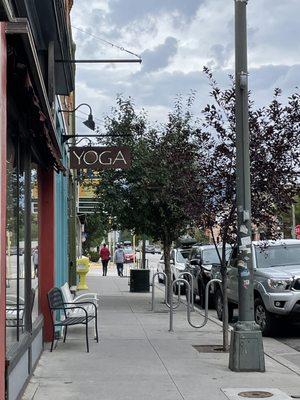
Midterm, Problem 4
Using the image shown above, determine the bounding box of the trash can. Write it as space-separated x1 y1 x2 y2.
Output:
76 256 90 290
130 269 150 292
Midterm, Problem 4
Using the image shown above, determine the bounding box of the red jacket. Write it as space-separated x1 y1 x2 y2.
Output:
100 247 110 261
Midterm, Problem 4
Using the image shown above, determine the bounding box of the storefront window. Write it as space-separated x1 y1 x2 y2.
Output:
6 138 25 348
6 140 40 351
31 165 39 322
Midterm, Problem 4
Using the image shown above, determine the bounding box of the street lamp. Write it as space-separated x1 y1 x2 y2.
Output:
228 0 265 372
59 103 95 131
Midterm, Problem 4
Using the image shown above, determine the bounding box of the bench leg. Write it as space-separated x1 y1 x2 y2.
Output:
63 326 68 343
50 326 55 352
85 322 89 353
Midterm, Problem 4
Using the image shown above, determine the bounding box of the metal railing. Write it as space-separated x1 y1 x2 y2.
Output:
177 271 194 311
169 278 222 332
151 272 181 311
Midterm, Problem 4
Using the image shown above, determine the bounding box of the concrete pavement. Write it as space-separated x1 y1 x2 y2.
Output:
23 272 300 400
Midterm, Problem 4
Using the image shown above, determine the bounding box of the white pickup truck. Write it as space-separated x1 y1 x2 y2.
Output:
211 239 300 336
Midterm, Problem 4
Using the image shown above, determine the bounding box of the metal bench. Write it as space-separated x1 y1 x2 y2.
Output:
47 287 99 352
6 289 35 330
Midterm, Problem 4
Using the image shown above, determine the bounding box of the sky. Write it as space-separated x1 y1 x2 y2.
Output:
70 0 300 131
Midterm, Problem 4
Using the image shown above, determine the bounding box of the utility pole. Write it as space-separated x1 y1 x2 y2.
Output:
229 0 265 372
291 204 296 239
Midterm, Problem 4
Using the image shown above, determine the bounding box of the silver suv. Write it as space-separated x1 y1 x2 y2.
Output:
157 247 191 294
211 239 300 336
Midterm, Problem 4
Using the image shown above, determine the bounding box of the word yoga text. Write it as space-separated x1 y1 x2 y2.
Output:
70 146 131 170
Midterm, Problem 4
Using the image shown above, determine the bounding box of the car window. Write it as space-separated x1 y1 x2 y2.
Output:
123 247 133 254
189 249 197 260
170 250 175 261
177 250 190 263
255 244 300 268
201 247 231 265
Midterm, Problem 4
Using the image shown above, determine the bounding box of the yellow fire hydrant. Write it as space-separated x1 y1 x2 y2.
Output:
76 256 90 290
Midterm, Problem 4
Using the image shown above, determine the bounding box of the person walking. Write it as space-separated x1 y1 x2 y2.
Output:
32 246 38 278
114 244 125 277
99 243 110 276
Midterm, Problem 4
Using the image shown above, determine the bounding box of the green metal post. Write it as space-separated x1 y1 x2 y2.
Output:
229 0 265 372
68 176 77 286
68 94 77 286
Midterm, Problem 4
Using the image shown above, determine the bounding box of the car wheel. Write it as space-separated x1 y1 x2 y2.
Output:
214 289 234 322
254 297 276 336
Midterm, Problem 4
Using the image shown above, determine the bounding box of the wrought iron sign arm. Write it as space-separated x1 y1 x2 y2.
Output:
62 134 132 144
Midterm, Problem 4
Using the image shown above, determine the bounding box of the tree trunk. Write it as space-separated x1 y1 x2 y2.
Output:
221 264 229 351
142 236 146 269
163 240 172 304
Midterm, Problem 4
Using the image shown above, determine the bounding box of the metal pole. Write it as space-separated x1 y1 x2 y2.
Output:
178 272 194 310
56 59 142 64
291 204 296 239
151 272 167 311
229 0 265 372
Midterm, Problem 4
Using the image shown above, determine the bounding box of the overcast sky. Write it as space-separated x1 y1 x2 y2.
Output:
71 0 300 131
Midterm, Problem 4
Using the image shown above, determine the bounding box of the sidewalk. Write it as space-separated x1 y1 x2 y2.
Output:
23 273 300 400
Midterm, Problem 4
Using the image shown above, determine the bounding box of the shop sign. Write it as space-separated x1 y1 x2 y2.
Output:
70 146 131 170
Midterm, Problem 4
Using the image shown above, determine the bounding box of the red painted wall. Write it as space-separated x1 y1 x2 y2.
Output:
38 168 55 342
0 22 7 400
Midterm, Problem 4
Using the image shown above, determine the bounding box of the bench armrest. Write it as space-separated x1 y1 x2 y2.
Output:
51 305 89 318
66 301 98 315
75 293 99 302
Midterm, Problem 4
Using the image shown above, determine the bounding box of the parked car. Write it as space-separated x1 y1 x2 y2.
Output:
185 244 232 308
154 246 161 254
211 239 300 336
145 245 155 254
157 247 191 294
123 247 135 263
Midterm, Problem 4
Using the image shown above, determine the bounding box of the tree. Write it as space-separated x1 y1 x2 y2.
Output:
82 213 108 255
94 96 201 301
188 68 300 349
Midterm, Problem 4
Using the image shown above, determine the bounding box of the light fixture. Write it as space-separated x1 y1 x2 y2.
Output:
82 113 95 131
59 103 95 131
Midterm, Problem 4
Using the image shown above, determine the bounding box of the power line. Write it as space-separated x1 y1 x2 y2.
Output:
71 25 141 60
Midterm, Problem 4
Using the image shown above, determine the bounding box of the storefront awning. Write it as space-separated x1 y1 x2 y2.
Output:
6 19 65 172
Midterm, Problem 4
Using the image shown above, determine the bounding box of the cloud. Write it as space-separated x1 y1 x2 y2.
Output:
108 0 201 27
140 37 178 73
71 0 300 124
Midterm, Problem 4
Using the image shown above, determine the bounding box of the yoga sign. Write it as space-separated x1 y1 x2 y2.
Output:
70 146 131 170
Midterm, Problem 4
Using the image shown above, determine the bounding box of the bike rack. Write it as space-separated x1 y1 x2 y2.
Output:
177 271 194 311
169 278 222 332
151 272 181 311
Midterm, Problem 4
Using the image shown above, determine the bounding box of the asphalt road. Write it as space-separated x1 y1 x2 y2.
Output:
145 252 300 353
